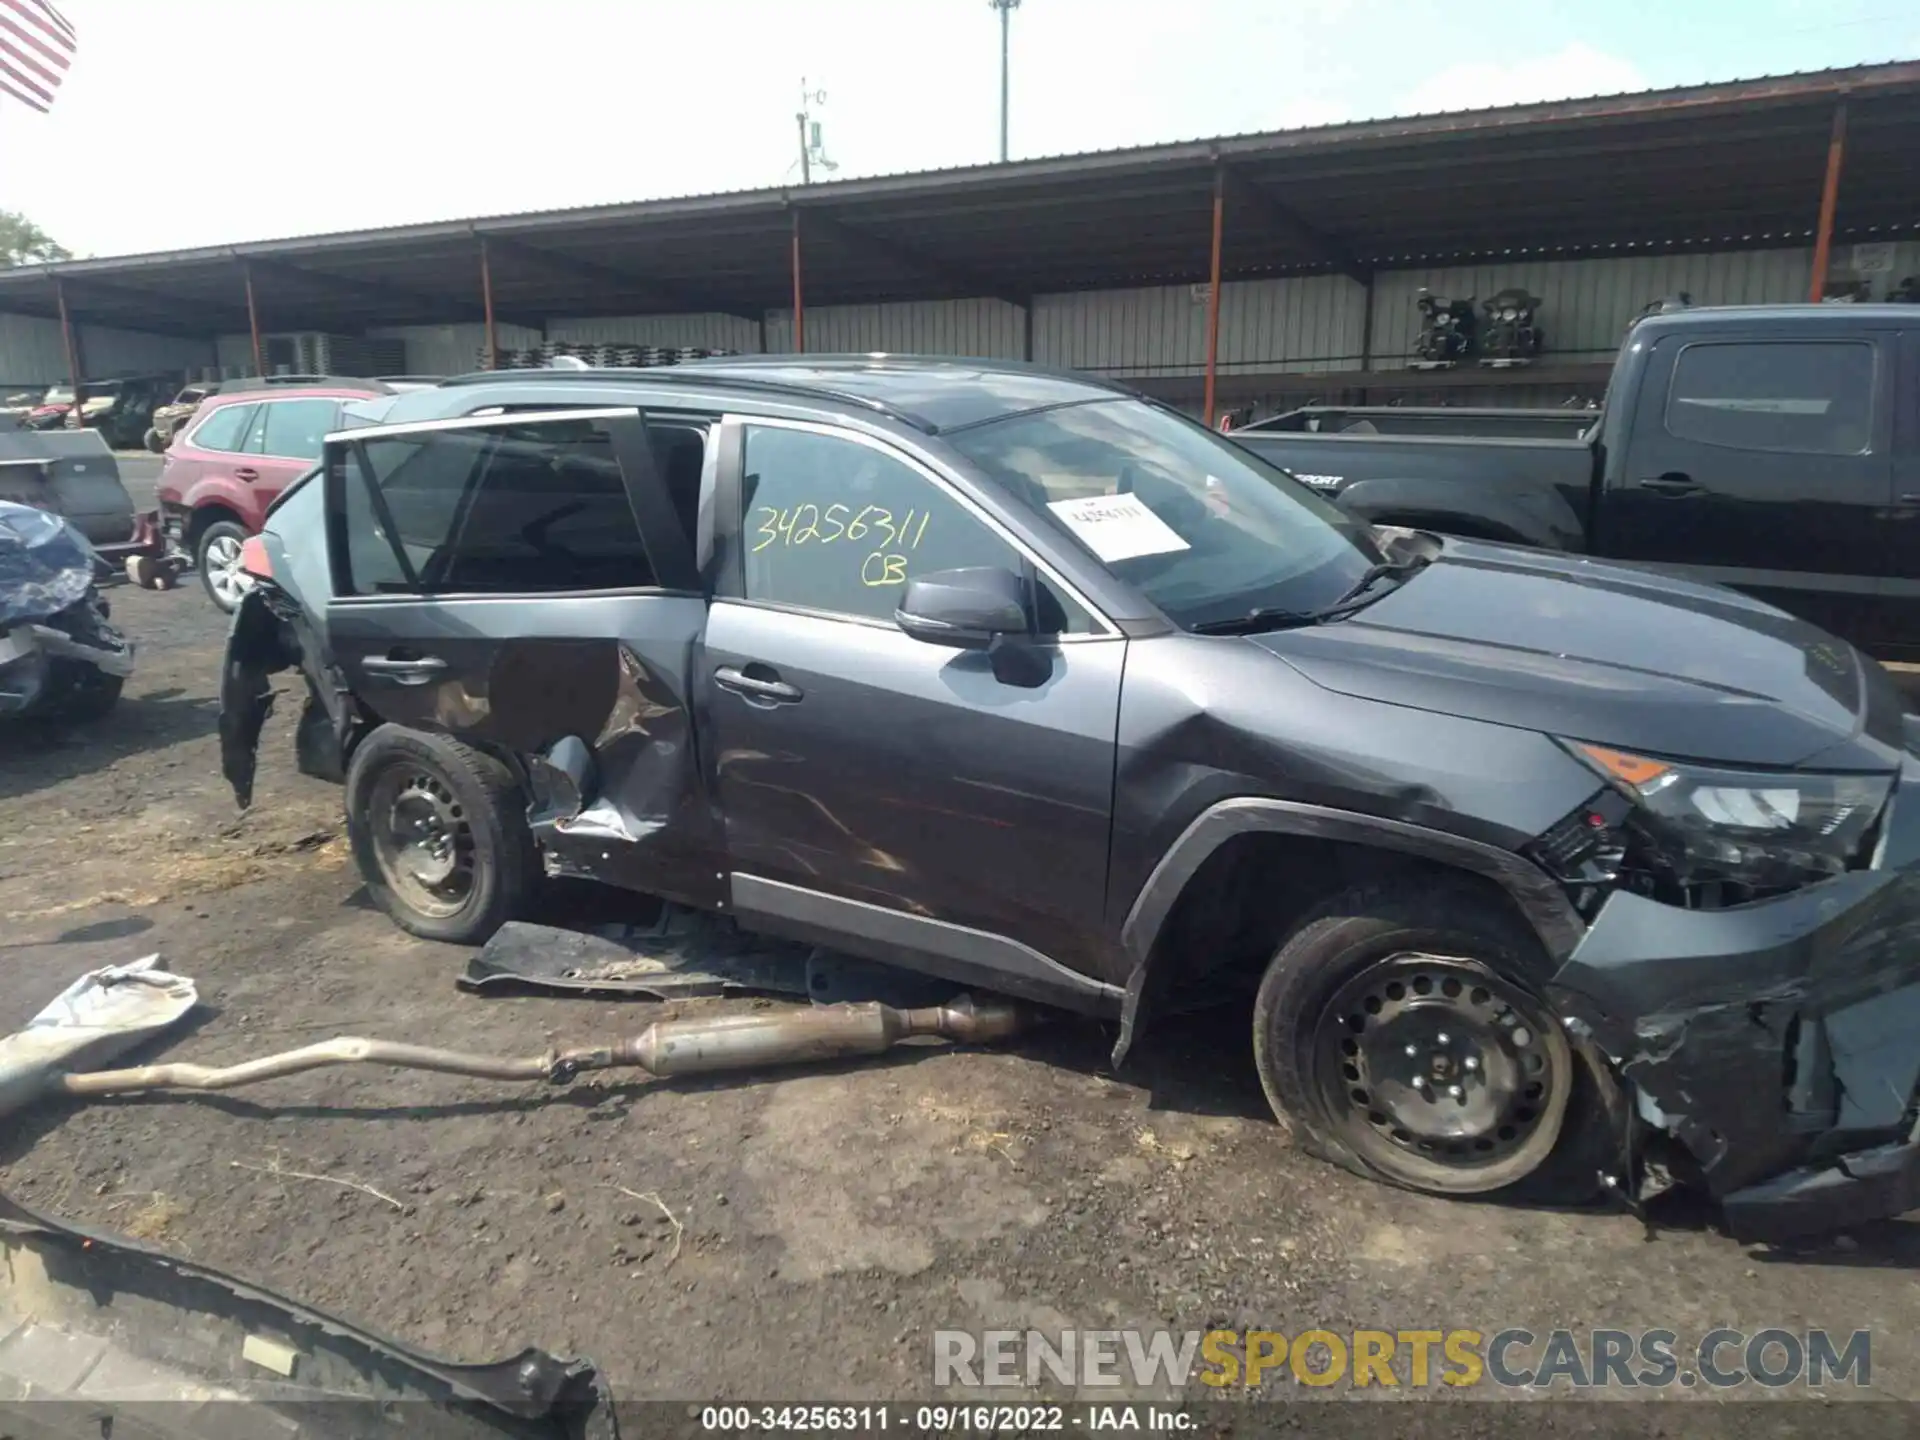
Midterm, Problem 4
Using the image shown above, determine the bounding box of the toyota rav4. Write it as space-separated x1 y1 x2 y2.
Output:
218 356 1920 1243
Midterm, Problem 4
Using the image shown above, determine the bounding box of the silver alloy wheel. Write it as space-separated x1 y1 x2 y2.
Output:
202 533 253 608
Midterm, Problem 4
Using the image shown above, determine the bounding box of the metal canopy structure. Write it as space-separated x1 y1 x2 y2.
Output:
2 61 1916 365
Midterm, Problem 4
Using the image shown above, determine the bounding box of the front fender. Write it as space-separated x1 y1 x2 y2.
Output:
1108 797 1583 1067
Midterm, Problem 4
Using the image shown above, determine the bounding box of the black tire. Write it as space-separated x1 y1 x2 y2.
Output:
194 518 251 613
1253 878 1615 1205
46 662 124 721
344 724 539 945
144 427 165 453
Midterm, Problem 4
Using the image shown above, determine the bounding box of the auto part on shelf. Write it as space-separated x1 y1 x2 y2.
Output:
1478 288 1543 366
47 994 1036 1104
1411 288 1477 367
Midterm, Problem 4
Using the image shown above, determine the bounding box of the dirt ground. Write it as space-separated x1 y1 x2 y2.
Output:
5 579 1920 1414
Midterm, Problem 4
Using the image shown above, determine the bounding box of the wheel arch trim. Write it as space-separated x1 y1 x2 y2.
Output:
1111 797 1585 1066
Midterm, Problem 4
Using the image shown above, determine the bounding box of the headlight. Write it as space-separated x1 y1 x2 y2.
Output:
1563 740 1892 893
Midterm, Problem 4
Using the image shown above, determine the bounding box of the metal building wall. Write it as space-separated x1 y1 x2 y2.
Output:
546 313 763 352
1033 276 1367 378
59 236 1916 395
364 322 543 375
0 313 210 386
762 298 1025 357
0 314 66 385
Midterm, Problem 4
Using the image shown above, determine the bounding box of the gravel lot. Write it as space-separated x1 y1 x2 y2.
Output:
4 576 1920 1416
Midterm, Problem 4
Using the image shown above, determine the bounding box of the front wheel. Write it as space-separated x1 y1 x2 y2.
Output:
344 724 540 944
1253 879 1613 1202
46 662 123 721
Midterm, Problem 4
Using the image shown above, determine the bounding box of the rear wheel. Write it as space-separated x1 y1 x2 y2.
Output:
143 427 165 453
195 519 252 613
344 724 539 944
1253 879 1613 1202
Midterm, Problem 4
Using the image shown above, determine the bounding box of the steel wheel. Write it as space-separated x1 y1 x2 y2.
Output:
1310 952 1572 1192
365 766 477 920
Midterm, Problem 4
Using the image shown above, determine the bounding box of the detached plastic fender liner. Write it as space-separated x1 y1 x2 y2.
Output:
217 588 293 808
1109 797 1585 1067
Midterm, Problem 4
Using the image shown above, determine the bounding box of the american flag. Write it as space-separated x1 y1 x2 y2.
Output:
0 0 76 113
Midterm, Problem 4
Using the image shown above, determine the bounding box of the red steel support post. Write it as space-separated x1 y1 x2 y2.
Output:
1808 101 1848 303
1202 165 1226 427
791 210 805 354
480 238 499 369
243 263 263 375
53 276 81 414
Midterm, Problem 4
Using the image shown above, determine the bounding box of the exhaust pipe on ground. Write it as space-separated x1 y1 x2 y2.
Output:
51 995 1037 1101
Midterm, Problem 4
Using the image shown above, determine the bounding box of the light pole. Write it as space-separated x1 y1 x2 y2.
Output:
796 79 834 184
989 0 1020 162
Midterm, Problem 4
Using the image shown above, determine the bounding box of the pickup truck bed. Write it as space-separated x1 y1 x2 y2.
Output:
1229 304 1920 660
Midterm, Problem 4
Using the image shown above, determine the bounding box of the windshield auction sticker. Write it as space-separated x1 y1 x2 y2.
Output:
1046 494 1190 563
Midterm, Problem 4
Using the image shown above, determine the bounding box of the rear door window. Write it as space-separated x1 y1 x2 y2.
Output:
189 402 256 452
1665 341 1877 455
258 398 339 461
333 412 670 596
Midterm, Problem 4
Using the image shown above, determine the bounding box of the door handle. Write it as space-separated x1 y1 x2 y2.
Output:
714 665 803 703
234 467 260 481
1638 473 1702 497
361 654 447 685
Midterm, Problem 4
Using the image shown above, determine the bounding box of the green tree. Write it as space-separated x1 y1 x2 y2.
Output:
0 210 71 267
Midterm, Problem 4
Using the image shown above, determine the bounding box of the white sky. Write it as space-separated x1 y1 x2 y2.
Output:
3 0 1912 259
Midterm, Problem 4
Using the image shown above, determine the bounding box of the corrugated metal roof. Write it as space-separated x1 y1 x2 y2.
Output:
3 60 1915 338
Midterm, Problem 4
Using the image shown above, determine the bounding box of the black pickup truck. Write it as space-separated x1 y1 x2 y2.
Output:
1231 304 1920 659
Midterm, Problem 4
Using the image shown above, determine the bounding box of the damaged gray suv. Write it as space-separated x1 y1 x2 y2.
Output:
219 357 1920 1244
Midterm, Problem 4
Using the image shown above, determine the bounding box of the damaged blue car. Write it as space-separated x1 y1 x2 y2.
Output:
0 499 133 721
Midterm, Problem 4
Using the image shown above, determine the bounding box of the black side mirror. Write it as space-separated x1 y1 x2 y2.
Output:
895 566 1031 650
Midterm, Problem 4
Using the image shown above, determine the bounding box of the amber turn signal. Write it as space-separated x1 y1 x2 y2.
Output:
1574 742 1672 789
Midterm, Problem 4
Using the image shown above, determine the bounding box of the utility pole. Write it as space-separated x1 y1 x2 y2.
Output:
989 0 1021 162
796 79 835 185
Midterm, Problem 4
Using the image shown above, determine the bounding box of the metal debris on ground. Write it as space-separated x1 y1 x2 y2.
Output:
459 908 962 1009
7 969 1035 1116
0 956 195 1119
458 909 815 999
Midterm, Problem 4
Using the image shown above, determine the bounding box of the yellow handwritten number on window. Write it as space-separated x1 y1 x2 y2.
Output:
753 503 932 554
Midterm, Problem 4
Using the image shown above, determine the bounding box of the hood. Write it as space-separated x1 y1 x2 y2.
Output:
1253 538 1903 770
0 500 94 627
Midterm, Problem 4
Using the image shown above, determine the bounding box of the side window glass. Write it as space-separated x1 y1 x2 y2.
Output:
442 419 654 593
339 431 479 594
1665 341 1876 456
738 425 1088 630
339 419 655 596
190 402 255 452
240 404 269 454
259 398 338 461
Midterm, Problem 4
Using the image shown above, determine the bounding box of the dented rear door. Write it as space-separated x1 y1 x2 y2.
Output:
320 407 725 908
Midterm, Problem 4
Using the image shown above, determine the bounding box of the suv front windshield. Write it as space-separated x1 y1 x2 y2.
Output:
947 398 1381 630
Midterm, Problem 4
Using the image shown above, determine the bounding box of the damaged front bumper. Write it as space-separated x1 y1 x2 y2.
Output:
0 600 135 717
1552 752 1920 1244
